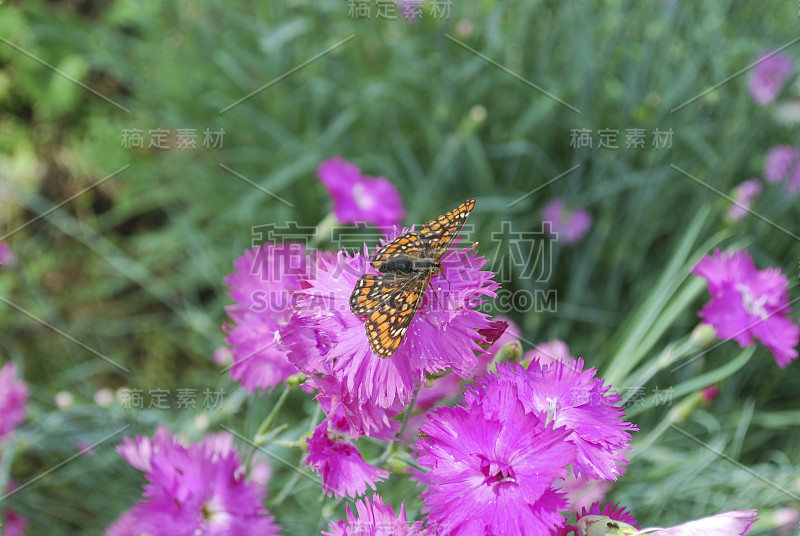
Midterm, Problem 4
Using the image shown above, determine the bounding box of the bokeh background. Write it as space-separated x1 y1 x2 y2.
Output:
1 0 799 534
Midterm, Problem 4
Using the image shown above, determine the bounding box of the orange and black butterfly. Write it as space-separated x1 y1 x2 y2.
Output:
349 198 476 358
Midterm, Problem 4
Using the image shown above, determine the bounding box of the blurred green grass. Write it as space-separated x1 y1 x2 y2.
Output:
1 0 799 533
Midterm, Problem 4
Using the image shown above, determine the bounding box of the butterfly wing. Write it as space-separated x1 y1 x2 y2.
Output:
370 231 423 272
349 273 429 358
417 198 475 260
352 198 476 358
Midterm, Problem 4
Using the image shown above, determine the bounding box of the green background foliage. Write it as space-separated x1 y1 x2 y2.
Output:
1 0 798 533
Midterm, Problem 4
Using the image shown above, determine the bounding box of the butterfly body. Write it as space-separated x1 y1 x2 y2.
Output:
376 253 442 277
349 198 476 358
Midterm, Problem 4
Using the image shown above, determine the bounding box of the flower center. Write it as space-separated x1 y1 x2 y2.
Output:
736 283 768 319
544 396 559 426
478 455 516 487
201 498 232 528
352 182 375 211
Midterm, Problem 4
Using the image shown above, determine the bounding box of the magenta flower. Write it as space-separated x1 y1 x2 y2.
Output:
726 179 762 222
0 362 28 440
692 249 800 367
475 317 518 370
402 370 468 444
764 146 800 184
702 384 720 402
104 508 140 536
552 474 611 515
0 240 15 268
307 373 403 440
0 482 27 536
523 338 576 367
306 418 389 498
485 359 636 481
285 242 499 409
749 51 794 105
2 510 27 536
223 243 307 393
323 494 427 536
542 198 592 244
318 156 405 229
116 425 173 473
413 367 575 536
280 311 404 440
576 501 639 529
114 429 279 535
414 372 463 412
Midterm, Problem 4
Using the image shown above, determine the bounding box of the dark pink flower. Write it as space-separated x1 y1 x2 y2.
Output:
702 385 720 402
552 474 611 515
307 373 403 440
692 249 800 367
413 367 575 536
2 510 27 536
475 317 518 370
542 198 592 244
104 508 141 536
0 482 27 536
114 429 279 535
223 243 307 393
0 362 28 440
117 426 173 473
285 241 498 409
0 240 15 268
476 319 510 348
322 494 427 536
485 359 636 482
749 51 794 105
306 418 389 498
318 156 405 229
401 372 465 443
577 501 639 529
764 146 800 184
414 373 464 412
726 179 762 222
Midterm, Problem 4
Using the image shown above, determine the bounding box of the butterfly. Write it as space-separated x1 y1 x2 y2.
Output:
349 198 476 358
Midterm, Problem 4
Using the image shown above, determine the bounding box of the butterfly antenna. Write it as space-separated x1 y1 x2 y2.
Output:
442 241 479 262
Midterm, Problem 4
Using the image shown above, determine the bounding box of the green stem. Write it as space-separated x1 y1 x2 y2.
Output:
254 386 291 445
269 403 323 508
620 335 695 402
377 385 421 466
628 347 754 452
